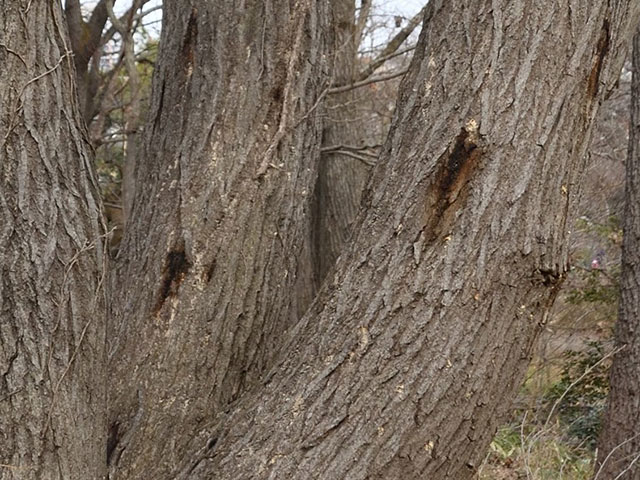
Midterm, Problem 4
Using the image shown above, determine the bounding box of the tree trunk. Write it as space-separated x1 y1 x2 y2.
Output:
312 0 371 288
0 2 107 479
595 28 640 480
165 1 638 478
107 1 331 478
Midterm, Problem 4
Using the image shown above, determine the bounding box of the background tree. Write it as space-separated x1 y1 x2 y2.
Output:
312 1 425 288
64 0 161 249
594 27 640 480
0 2 106 478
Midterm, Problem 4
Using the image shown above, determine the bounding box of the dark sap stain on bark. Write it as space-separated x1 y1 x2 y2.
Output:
424 127 482 240
203 259 216 283
106 421 120 464
152 79 165 133
270 85 284 102
587 19 610 99
154 245 192 314
181 8 198 75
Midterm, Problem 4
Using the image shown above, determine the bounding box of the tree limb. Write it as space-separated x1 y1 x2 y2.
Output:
84 0 111 60
100 1 157 47
357 4 427 81
328 67 409 94
354 0 372 48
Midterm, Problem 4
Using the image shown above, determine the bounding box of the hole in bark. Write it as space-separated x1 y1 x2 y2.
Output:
207 437 218 450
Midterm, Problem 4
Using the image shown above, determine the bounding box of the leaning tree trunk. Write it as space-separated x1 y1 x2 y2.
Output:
0 2 107 479
165 1 639 479
595 28 640 480
312 0 371 289
107 1 331 478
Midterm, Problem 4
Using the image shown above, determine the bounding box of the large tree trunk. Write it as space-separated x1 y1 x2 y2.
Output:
165 1 638 478
107 1 331 478
595 28 640 480
312 0 371 289
0 2 107 479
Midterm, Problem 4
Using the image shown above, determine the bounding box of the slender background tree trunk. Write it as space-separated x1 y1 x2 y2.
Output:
595 28 640 480
0 2 107 479
107 1 331 478
312 0 371 289
168 1 640 478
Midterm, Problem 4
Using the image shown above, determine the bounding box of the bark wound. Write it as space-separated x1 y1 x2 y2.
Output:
425 126 482 240
154 245 191 314
202 259 216 284
587 19 610 99
536 268 566 307
181 8 198 76
106 421 120 464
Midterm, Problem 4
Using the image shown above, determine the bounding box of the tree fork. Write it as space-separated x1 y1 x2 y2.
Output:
171 1 640 478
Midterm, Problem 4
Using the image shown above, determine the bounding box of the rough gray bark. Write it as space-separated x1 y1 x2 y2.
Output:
107 1 331 478
595 29 640 480
169 1 640 479
0 2 107 479
313 0 371 288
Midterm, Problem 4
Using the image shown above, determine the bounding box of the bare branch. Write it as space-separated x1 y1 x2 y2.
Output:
322 149 376 167
354 0 372 48
321 143 382 153
101 1 158 46
357 4 427 81
84 0 111 60
64 0 85 59
328 67 408 94
64 0 82 20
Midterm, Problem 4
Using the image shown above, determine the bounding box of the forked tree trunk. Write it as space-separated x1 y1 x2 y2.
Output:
595 29 640 480
0 2 107 479
161 1 638 478
312 0 371 288
107 1 331 478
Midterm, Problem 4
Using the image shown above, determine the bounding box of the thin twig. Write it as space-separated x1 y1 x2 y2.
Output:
594 432 640 479
544 345 624 428
322 148 376 167
329 67 409 95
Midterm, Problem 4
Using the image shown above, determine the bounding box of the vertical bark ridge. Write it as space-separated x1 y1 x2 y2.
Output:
108 1 331 477
173 1 639 478
0 2 107 479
